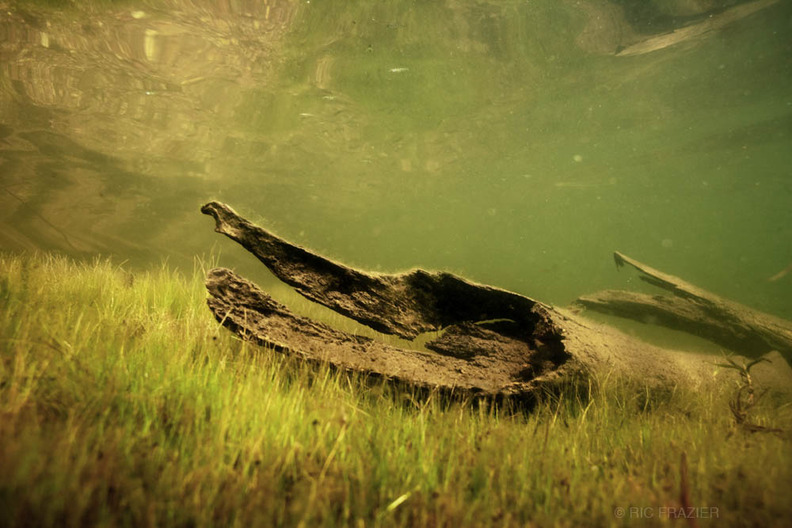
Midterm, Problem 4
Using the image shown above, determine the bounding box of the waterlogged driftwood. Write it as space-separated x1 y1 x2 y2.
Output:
201 202 544 340
202 202 792 400
205 267 567 396
615 0 779 57
201 201 569 397
576 252 792 363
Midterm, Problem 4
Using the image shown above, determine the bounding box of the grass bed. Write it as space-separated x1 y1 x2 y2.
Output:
1 253 790 527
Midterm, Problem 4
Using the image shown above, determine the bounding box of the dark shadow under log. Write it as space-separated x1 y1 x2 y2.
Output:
201 202 792 401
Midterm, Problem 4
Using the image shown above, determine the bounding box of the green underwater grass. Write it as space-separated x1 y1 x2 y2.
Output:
1 253 791 527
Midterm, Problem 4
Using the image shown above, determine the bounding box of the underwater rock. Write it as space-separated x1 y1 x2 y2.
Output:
201 201 792 402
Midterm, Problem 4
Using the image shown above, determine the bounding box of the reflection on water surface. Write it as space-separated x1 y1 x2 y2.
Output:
0 0 790 317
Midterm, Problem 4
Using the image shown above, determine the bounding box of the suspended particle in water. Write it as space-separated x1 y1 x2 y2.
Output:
661 239 674 249
572 154 583 163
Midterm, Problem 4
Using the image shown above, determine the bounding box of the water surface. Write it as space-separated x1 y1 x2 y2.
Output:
1 0 790 319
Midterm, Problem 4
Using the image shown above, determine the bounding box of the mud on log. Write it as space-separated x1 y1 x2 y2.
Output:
201 202 792 400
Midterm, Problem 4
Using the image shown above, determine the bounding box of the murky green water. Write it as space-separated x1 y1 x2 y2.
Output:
1 0 790 317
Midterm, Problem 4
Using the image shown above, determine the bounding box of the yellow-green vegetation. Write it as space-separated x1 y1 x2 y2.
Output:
1 253 791 528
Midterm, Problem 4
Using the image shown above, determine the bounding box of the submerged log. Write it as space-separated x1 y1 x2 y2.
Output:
576 252 792 362
614 0 779 57
201 202 792 400
769 262 792 282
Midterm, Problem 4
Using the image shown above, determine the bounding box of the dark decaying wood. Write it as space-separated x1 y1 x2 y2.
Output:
200 201 547 341
201 201 792 400
205 267 566 397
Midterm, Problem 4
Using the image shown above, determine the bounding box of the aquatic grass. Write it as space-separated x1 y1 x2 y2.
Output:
1 252 791 527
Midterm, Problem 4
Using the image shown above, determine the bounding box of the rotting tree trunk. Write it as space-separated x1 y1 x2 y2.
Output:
201 202 792 400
